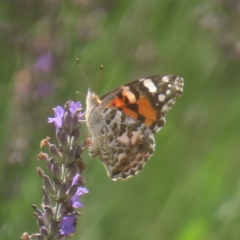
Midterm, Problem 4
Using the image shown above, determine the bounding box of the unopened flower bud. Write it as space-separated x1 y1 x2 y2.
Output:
43 175 55 194
66 166 77 181
52 161 61 180
31 205 44 219
67 185 78 199
44 207 54 221
40 226 49 238
42 190 52 207
49 144 62 162
72 128 80 144
63 111 78 134
72 113 80 132
36 167 45 177
63 101 82 134
46 160 61 182
56 128 69 150
46 159 54 174
31 204 41 212
65 146 76 164
58 184 68 200
63 110 71 131
35 215 45 229
49 220 59 236
57 202 68 219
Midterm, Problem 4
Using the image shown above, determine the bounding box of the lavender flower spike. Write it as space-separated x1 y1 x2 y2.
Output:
23 101 88 240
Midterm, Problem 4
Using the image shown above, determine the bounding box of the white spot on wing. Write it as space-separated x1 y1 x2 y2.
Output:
158 94 166 102
162 99 175 112
117 131 140 145
143 79 157 93
162 76 169 82
131 131 140 144
117 132 129 144
168 99 175 105
162 104 169 112
154 126 162 132
166 90 171 95
121 87 136 103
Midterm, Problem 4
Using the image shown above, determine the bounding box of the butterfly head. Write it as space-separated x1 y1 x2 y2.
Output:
86 88 100 105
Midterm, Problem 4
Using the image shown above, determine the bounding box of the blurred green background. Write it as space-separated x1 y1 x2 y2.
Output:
1 0 240 239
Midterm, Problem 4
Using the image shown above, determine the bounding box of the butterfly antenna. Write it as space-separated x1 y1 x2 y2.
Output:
95 64 103 91
74 91 86 101
76 58 92 91
74 91 79 101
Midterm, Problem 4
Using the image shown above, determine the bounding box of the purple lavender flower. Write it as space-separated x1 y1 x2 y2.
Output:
68 101 82 116
34 53 53 73
48 106 64 130
48 101 82 131
63 101 83 133
71 174 89 208
59 215 76 237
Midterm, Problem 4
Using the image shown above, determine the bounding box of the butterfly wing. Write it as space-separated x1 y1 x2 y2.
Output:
101 75 184 133
90 107 155 180
88 75 183 180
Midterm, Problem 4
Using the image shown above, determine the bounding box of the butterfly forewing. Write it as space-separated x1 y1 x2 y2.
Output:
102 75 184 133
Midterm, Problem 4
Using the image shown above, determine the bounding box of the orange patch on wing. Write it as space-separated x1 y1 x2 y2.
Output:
144 118 154 127
108 96 157 127
108 97 126 108
122 107 138 120
136 97 157 127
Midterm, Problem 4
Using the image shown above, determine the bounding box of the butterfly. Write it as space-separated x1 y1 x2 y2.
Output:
85 75 184 180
